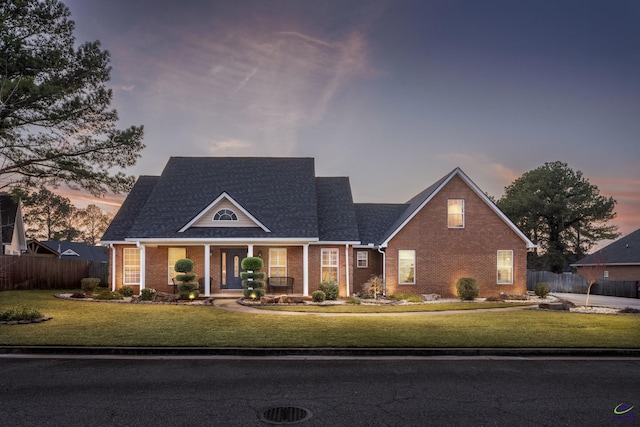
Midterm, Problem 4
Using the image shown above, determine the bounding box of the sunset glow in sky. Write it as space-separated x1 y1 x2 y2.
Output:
63 0 639 243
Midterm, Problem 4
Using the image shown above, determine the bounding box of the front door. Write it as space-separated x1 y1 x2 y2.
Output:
220 248 247 290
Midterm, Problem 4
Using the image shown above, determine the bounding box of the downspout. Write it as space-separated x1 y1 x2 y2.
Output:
378 246 386 296
110 244 116 292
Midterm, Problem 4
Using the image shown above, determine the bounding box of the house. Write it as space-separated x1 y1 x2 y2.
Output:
101 157 535 298
0 194 27 256
27 240 109 262
571 228 640 284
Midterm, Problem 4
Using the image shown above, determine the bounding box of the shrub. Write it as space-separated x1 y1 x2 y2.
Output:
456 277 479 301
70 292 86 299
534 283 551 298
81 277 101 294
244 288 265 300
241 257 265 298
312 290 326 302
391 293 423 302
178 282 199 299
362 275 384 298
174 258 194 273
241 256 263 271
94 289 124 300
140 288 156 301
345 296 361 305
318 281 338 300
0 305 43 321
119 286 134 297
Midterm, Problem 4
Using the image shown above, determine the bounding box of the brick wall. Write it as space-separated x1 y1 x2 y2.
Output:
384 175 528 298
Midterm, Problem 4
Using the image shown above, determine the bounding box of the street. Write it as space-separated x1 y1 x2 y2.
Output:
1 357 639 426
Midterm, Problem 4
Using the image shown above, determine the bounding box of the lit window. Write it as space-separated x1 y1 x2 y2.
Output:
321 248 339 284
213 209 238 221
357 251 369 268
269 248 287 277
497 250 513 284
448 199 464 228
603 271 609 280
168 247 186 284
398 250 415 284
123 248 141 284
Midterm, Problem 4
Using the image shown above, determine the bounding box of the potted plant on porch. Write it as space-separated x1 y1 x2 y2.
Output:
175 258 199 299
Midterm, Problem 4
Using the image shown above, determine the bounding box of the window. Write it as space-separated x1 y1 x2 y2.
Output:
123 248 141 284
168 247 186 284
213 208 238 221
398 250 415 284
269 248 287 277
321 248 339 284
497 250 513 284
604 271 609 281
357 251 369 268
448 199 464 228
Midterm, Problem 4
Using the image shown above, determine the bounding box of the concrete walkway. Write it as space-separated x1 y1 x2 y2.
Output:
554 292 640 310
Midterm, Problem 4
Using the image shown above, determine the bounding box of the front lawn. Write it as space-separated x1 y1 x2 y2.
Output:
0 290 638 348
256 301 534 313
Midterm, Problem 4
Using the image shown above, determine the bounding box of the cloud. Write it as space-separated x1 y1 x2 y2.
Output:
205 138 253 155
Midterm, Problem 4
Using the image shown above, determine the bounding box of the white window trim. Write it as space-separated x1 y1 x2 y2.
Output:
269 248 287 277
497 250 514 285
398 249 416 285
123 248 141 285
357 251 369 268
321 248 339 284
448 199 465 229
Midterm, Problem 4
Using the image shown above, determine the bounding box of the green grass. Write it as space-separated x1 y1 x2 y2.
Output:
1 290 639 348
256 301 534 313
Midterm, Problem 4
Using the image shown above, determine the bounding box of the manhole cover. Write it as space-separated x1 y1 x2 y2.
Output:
259 406 312 424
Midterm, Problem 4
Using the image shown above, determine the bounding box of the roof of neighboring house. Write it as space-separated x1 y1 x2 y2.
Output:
572 227 640 266
0 194 19 245
40 241 109 262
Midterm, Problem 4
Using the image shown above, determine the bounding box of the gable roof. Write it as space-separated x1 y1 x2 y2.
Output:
572 227 640 266
315 177 360 242
40 241 109 262
103 157 322 241
354 203 408 246
354 168 535 248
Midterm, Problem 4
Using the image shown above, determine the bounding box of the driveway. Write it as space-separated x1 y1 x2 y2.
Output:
554 292 640 310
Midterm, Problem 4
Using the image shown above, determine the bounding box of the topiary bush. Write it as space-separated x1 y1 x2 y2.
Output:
312 290 326 302
318 281 338 300
456 277 479 301
241 257 266 299
140 288 156 301
534 282 551 298
119 285 134 297
81 277 101 294
175 258 199 299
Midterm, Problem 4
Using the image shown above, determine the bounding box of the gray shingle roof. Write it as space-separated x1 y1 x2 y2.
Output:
315 177 360 242
354 203 408 245
573 227 640 266
41 241 109 262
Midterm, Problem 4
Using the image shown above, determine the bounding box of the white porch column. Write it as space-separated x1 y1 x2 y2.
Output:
303 244 309 296
247 244 254 257
345 244 350 297
110 245 116 292
136 242 146 290
204 244 211 296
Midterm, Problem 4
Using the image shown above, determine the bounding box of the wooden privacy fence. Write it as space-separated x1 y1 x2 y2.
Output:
527 270 639 298
0 255 109 290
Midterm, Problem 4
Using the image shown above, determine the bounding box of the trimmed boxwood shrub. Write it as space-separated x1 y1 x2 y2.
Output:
0 305 43 321
81 277 101 294
456 277 479 301
94 289 124 300
241 257 266 299
312 290 326 302
175 258 199 299
534 282 551 298
140 288 156 301
119 285 134 297
318 281 338 300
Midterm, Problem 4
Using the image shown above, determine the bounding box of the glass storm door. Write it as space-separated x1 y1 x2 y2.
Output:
220 249 246 290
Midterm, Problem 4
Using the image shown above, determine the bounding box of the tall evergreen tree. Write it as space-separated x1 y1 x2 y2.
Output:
497 161 619 273
22 187 78 240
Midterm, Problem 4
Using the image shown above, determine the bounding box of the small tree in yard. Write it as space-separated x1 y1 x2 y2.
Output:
362 275 384 299
175 258 199 299
456 277 479 301
240 257 266 299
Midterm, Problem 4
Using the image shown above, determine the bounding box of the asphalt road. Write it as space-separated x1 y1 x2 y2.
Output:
554 293 640 310
1 357 639 426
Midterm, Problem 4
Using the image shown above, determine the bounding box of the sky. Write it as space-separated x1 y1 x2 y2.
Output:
62 0 639 244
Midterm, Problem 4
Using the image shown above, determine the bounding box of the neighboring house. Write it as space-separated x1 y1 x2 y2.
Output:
572 228 640 284
27 239 109 262
0 194 27 256
101 157 535 298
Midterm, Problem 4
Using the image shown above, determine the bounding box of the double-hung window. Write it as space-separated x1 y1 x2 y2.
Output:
123 248 141 284
321 248 339 284
269 248 287 277
448 199 465 228
356 251 369 268
497 250 513 284
398 250 416 284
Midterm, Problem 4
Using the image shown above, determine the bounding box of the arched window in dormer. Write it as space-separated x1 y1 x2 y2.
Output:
213 208 238 221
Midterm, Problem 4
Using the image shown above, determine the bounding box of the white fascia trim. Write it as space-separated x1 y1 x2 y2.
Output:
178 192 271 233
571 262 640 267
126 237 319 245
312 241 361 246
381 168 537 249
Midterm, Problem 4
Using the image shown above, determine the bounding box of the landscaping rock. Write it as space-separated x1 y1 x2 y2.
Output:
260 296 278 304
279 295 312 304
422 294 440 301
152 292 179 303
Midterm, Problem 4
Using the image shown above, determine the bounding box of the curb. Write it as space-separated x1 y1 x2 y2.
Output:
1 346 639 358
